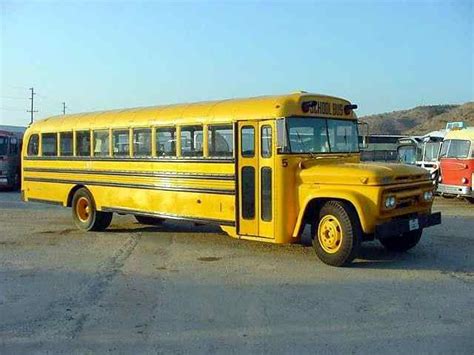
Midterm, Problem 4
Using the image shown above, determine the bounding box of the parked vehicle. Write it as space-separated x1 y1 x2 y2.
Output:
360 134 406 162
397 130 445 183
437 127 474 203
22 92 440 266
0 130 23 189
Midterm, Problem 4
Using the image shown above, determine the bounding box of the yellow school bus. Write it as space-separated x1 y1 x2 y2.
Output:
21 92 441 266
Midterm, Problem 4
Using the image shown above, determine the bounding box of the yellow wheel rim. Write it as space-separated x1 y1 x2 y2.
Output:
76 197 91 222
318 214 343 254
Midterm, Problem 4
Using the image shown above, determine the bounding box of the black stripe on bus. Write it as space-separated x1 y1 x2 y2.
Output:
23 168 235 181
24 177 235 195
27 198 63 206
102 206 235 227
24 156 235 163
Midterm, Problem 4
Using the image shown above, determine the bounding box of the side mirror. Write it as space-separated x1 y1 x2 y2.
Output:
358 121 369 149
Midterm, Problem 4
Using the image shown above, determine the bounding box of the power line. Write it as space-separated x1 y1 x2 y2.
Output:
0 96 26 100
0 107 26 112
27 87 38 124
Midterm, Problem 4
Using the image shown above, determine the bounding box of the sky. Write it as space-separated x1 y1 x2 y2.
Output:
0 0 473 126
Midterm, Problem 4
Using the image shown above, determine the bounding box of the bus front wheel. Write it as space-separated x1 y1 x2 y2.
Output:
72 188 112 231
312 201 361 267
379 229 423 252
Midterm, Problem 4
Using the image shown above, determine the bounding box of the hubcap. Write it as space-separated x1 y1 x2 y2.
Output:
76 197 91 222
318 215 343 254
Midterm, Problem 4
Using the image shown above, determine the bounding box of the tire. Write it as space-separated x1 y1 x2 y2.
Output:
311 201 361 267
135 215 164 225
466 197 474 204
379 229 423 252
72 188 112 231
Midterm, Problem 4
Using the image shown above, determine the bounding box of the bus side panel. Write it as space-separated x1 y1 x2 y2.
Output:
22 158 237 223
90 186 235 223
23 180 71 205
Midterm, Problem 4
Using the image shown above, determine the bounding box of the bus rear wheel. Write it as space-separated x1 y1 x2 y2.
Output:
379 229 423 252
135 215 164 225
72 188 112 231
312 201 361 267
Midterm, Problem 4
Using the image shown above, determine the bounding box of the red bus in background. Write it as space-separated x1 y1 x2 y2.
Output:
438 127 474 203
0 129 23 190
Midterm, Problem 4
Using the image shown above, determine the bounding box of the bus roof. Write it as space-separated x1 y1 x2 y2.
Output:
444 127 474 141
26 92 354 132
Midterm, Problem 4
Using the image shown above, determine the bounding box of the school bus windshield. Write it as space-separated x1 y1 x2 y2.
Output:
285 117 359 154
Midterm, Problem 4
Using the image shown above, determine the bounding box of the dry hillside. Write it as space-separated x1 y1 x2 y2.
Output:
360 102 474 135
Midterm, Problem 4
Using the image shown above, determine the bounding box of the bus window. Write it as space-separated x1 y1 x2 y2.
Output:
60 132 73 156
94 130 110 157
261 167 272 221
76 131 91 156
156 127 176 157
113 130 130 157
42 133 57 156
241 126 255 157
241 166 255 219
0 136 8 156
133 128 151 157
261 125 272 158
180 125 203 157
27 134 39 156
9 138 18 155
208 125 233 157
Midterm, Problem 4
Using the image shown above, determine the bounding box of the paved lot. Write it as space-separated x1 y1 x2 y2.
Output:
0 191 473 353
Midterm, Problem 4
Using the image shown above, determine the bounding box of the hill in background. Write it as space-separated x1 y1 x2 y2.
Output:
360 102 474 135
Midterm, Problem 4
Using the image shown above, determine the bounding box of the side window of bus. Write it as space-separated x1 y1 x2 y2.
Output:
208 125 233 157
133 128 151 157
60 132 73 156
27 134 39 156
42 133 57 156
241 126 255 157
180 125 203 157
9 138 18 155
76 131 91 156
156 127 176 157
261 125 272 158
113 130 130 157
94 130 110 157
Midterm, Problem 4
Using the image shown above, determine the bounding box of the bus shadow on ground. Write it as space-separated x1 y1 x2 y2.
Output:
104 220 223 235
354 242 474 274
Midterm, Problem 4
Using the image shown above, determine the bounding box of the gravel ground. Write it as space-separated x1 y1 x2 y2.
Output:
0 191 473 354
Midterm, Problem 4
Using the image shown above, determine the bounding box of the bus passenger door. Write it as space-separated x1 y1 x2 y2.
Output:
237 121 275 239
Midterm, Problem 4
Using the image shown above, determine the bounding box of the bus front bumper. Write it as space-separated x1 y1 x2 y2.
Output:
375 212 441 239
437 184 472 197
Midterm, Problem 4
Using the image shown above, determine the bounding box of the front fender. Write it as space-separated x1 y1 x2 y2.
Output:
292 185 380 237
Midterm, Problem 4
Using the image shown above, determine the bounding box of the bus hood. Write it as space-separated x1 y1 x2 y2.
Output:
298 159 430 186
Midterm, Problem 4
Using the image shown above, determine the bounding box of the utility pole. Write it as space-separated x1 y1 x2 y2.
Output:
62 102 67 115
27 87 38 124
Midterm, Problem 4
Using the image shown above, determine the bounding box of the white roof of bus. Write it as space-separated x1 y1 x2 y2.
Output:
444 127 474 140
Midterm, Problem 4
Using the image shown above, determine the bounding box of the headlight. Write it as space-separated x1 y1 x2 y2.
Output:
423 191 433 201
384 196 396 209
461 177 468 184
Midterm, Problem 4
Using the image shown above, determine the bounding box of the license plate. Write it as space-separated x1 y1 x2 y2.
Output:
409 218 419 231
